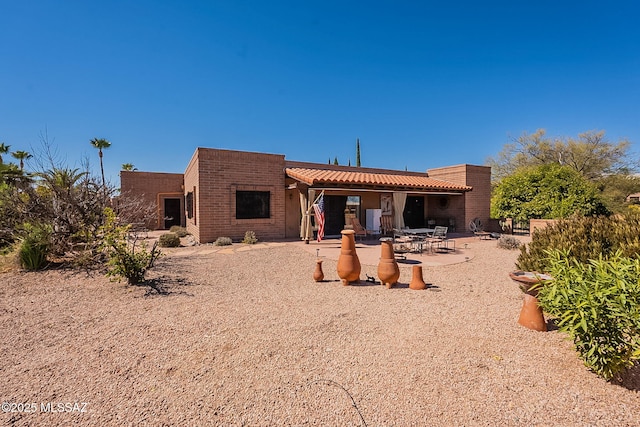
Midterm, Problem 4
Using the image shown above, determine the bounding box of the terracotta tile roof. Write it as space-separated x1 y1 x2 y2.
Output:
285 167 472 192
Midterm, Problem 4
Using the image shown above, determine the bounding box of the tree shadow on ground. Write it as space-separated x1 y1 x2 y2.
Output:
138 275 194 297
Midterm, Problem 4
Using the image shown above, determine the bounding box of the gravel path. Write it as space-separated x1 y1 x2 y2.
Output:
1 240 639 426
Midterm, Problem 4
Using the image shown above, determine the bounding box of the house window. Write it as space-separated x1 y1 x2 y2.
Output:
236 191 270 219
185 192 193 219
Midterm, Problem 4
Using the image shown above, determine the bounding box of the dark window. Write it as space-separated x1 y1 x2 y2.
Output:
236 191 270 219
185 192 193 219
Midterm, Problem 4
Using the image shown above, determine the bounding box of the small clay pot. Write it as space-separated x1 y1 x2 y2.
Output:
337 230 361 285
409 265 427 290
377 238 400 288
313 259 324 282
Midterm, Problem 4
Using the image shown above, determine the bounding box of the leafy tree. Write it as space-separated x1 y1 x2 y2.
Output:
0 142 10 164
491 164 608 221
487 129 632 182
0 162 23 185
333 156 339 165
595 174 640 214
90 137 111 187
356 138 361 167
121 163 137 171
11 150 32 171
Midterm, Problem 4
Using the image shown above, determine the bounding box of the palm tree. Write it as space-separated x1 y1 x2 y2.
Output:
121 163 137 171
90 138 111 187
11 150 32 171
0 142 10 164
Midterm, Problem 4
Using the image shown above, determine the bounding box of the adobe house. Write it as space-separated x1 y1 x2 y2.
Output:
120 147 491 243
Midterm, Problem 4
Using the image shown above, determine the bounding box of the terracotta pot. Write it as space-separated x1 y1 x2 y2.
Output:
518 294 547 331
377 238 400 288
337 229 361 285
313 259 324 282
409 265 427 290
509 270 552 297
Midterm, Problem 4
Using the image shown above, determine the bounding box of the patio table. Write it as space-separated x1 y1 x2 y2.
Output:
401 228 435 236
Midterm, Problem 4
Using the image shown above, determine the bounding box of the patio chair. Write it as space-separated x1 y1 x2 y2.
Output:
391 229 413 259
351 217 373 240
431 226 455 252
380 215 394 235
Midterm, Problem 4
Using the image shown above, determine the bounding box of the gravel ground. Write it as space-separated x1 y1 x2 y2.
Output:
1 239 639 426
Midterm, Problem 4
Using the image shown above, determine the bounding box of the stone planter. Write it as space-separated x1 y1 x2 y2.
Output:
337 230 361 285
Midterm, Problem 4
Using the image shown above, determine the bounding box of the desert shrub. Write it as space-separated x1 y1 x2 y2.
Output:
497 235 521 250
158 233 181 247
517 213 640 272
242 230 258 244
536 250 640 380
214 237 232 246
17 222 51 270
169 225 189 237
101 208 162 285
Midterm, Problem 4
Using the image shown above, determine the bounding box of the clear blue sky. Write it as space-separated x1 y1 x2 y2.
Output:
2 1 639 186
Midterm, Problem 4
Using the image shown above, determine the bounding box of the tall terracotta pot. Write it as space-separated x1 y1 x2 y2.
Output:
518 294 547 332
337 229 361 285
378 237 400 288
313 259 324 282
409 265 427 290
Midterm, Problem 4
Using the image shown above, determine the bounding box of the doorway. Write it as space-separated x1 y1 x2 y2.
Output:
403 196 424 228
163 198 182 229
323 195 348 236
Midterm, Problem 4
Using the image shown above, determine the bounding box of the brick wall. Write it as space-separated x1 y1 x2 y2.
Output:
428 164 491 232
187 148 286 243
119 171 184 229
184 149 200 241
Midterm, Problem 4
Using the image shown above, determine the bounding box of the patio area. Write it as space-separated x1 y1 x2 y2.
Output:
292 234 482 267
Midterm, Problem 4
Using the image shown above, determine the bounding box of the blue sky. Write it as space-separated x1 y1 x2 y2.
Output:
1 1 639 186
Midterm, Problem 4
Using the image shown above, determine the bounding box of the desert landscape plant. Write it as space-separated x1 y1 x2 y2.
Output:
517 213 640 272
17 222 51 270
242 230 258 244
497 235 521 250
101 208 161 285
159 232 181 247
169 225 189 237
214 237 232 246
536 249 640 380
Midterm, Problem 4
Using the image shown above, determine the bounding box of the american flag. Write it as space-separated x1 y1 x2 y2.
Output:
312 194 325 242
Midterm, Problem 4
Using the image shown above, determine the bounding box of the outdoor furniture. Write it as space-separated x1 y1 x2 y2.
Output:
351 217 373 240
380 215 394 235
469 218 491 240
431 226 455 253
392 229 414 259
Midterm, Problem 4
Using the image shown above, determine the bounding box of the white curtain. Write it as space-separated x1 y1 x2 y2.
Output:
393 191 407 229
306 189 316 241
299 191 308 239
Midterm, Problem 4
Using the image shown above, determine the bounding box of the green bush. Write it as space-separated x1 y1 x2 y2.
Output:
18 223 51 270
214 237 232 246
169 225 189 237
242 230 258 244
536 250 640 380
497 235 521 250
101 208 162 285
517 213 640 272
158 232 181 247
